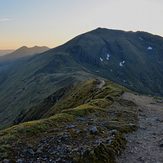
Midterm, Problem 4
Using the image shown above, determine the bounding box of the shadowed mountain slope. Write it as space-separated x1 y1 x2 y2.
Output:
29 46 50 54
0 50 98 129
54 28 163 96
0 28 163 130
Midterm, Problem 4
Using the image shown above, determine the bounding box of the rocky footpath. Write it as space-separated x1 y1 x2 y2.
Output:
116 93 163 163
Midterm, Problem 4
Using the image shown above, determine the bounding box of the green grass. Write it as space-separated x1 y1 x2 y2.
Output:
0 79 136 141
12 79 125 126
2 152 8 158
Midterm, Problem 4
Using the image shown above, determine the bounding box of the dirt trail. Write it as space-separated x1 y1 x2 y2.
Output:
116 92 163 163
96 80 105 88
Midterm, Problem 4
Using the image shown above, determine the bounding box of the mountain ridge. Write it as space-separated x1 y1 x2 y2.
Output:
1 79 162 162
0 28 163 130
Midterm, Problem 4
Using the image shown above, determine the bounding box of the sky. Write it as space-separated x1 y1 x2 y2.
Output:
0 0 163 50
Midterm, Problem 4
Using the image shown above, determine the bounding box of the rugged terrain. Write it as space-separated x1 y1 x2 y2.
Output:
0 79 162 162
0 28 163 133
0 79 139 162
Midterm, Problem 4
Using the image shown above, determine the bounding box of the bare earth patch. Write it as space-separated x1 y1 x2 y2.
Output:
96 80 105 88
116 92 163 163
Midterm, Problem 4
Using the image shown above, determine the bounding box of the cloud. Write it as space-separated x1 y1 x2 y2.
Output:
0 19 11 22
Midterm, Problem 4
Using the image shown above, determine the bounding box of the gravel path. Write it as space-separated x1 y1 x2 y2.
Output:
116 92 163 163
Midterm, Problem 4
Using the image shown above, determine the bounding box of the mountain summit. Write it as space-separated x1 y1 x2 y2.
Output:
53 28 163 96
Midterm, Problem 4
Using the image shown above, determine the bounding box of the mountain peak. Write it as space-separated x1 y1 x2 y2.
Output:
20 45 28 49
30 45 50 54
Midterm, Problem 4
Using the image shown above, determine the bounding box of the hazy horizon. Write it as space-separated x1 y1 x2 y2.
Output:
1 0 163 50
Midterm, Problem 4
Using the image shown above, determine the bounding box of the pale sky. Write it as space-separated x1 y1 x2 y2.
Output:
0 0 163 50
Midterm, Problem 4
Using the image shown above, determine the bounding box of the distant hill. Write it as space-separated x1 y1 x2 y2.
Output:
29 45 50 54
0 46 50 62
0 50 14 56
0 28 163 130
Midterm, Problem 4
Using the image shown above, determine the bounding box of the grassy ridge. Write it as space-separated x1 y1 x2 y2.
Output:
0 79 138 162
13 79 131 125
